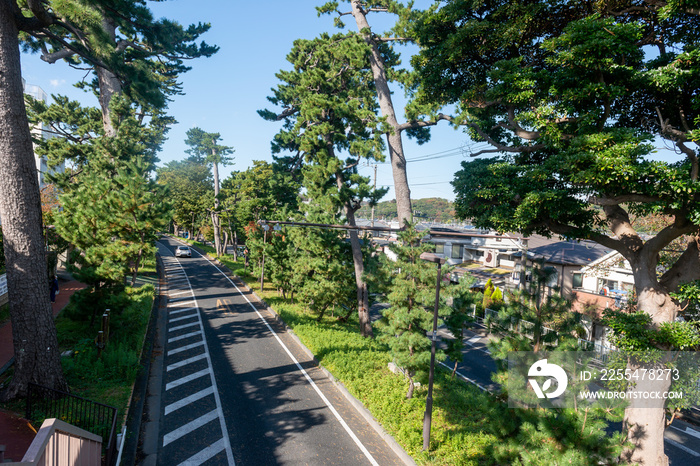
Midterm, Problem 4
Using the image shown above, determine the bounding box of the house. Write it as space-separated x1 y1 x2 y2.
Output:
423 228 612 293
571 250 635 317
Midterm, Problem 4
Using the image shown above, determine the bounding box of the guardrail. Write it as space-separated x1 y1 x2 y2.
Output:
5 418 102 465
25 383 117 465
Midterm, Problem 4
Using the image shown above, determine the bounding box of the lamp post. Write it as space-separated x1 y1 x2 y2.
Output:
419 251 446 452
260 224 269 292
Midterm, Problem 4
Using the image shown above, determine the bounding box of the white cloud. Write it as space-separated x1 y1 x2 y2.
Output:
49 79 66 87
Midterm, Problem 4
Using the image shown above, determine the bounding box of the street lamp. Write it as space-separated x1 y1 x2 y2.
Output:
419 251 446 452
260 224 269 292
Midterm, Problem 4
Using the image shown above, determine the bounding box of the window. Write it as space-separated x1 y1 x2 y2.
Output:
435 243 444 254
451 244 463 259
572 272 583 289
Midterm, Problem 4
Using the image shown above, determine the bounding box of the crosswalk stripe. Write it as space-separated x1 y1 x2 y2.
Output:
177 438 226 466
165 386 215 415
166 368 209 391
167 353 207 372
167 341 205 355
170 299 196 307
163 410 219 446
169 307 197 315
168 331 202 343
169 313 198 323
170 322 199 333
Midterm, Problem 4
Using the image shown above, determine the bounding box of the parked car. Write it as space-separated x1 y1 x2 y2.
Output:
175 246 191 258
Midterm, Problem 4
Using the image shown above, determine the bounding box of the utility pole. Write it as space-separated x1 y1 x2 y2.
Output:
371 163 377 229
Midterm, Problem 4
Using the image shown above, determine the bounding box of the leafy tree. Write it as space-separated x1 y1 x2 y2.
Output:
220 160 300 256
261 32 388 336
184 127 234 256
414 2 700 462
156 159 213 237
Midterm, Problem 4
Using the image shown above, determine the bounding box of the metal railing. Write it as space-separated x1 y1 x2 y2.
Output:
578 338 616 363
25 383 118 465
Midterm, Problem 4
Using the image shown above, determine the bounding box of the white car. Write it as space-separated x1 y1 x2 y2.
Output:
175 246 191 258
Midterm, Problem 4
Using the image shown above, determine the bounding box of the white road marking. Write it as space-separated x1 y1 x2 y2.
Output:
165 386 216 416
169 290 193 297
168 353 208 372
170 296 197 303
168 331 203 343
166 368 210 391
167 341 205 356
159 251 234 465
438 361 490 392
170 299 197 307
169 307 198 315
170 322 200 333
194 249 379 466
163 410 219 446
177 438 226 466
467 335 481 345
169 313 199 323
665 437 700 457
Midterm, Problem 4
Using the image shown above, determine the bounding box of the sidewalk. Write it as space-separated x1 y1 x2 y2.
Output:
0 279 86 461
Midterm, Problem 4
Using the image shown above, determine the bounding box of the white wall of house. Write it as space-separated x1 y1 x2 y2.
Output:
577 251 634 294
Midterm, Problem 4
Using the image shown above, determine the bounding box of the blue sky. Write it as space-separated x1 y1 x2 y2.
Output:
19 0 473 202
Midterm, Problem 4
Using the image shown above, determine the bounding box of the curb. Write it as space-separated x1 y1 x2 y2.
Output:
120 254 165 466
178 238 416 466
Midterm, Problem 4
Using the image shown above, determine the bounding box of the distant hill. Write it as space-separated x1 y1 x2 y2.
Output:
357 198 456 222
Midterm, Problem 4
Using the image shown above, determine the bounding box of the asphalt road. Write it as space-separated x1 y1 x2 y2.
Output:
148 237 406 466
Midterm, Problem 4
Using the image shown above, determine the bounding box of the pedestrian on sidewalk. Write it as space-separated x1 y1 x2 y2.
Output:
49 275 59 303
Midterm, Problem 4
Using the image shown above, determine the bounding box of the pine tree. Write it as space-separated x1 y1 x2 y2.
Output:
184 128 234 257
261 32 388 336
374 224 451 398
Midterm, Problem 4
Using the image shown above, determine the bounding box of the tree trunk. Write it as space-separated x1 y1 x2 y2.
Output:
621 357 673 465
0 7 68 399
95 16 122 137
344 203 372 337
619 262 678 464
350 1 412 225
212 159 222 256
